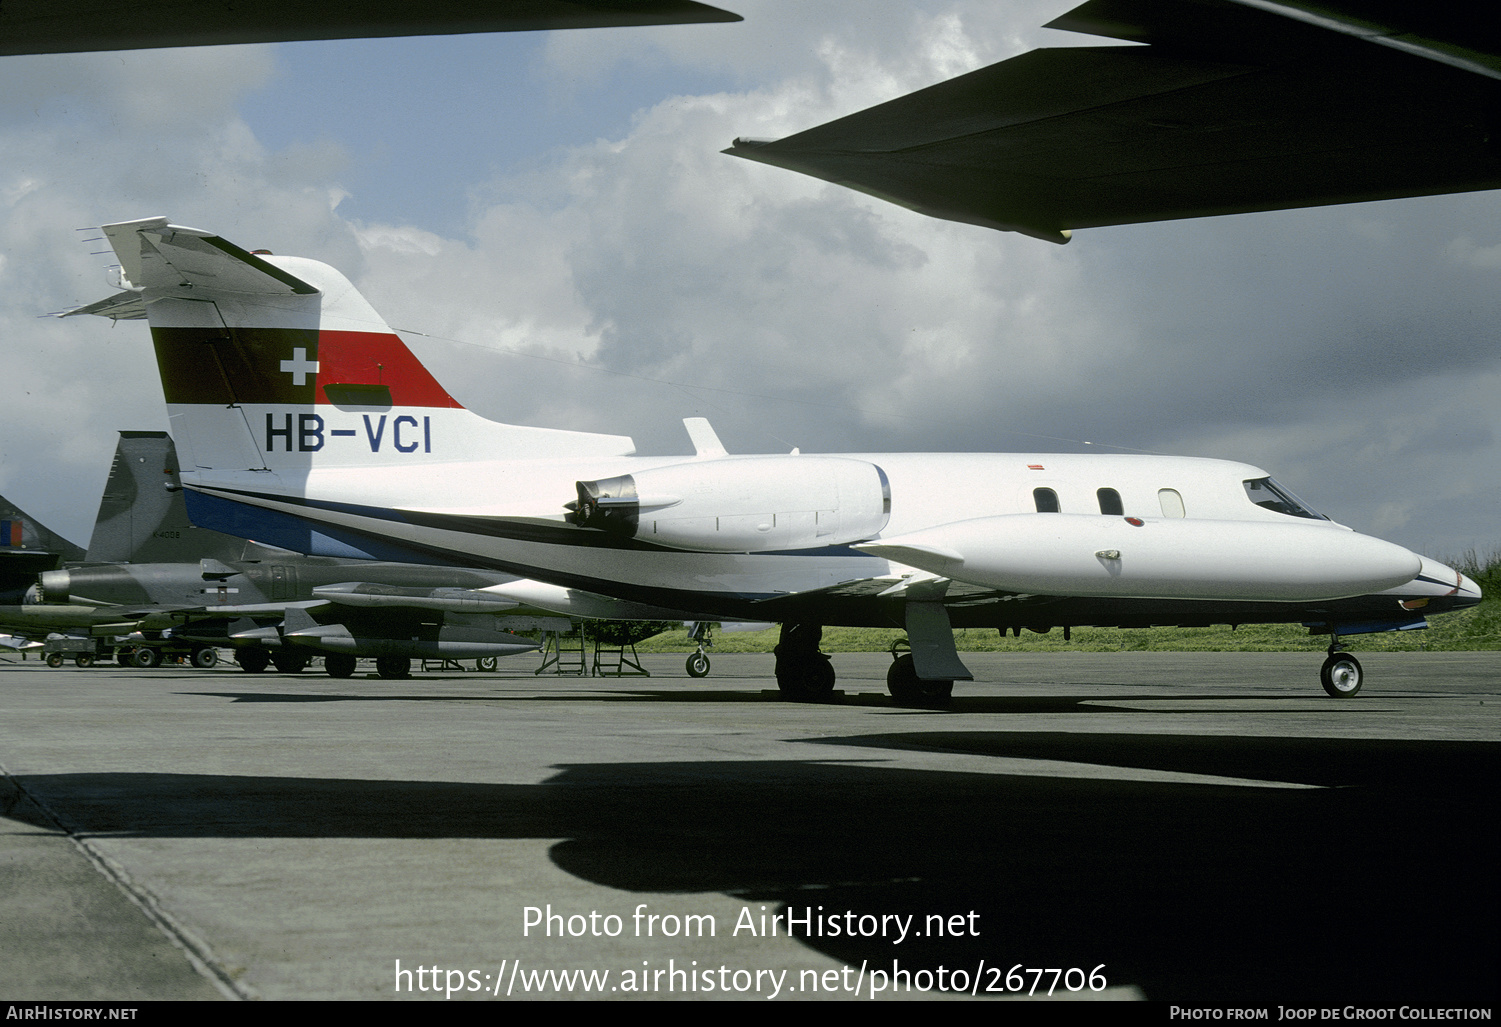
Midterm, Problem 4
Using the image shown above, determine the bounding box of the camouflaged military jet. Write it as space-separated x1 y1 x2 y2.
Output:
0 431 559 677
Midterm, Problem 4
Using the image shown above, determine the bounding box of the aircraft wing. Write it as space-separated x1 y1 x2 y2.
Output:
0 1 741 57
743 572 1050 629
725 0 1501 242
0 604 154 636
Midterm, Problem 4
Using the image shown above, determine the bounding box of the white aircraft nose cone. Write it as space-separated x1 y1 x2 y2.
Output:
1457 572 1484 603
1388 556 1484 610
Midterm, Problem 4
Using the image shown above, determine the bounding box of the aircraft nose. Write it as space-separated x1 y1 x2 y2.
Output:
1456 571 1483 607
1399 557 1484 611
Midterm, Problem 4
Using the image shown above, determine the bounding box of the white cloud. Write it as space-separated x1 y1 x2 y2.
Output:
1 2 1498 564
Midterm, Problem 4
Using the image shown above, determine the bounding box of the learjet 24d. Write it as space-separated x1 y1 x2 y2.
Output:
62 217 1482 703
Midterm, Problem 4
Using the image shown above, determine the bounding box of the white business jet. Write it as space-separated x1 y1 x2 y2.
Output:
62 218 1482 703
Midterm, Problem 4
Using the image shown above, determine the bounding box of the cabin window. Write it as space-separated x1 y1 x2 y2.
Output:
1158 488 1185 518
1033 488 1060 513
1243 477 1326 520
1097 488 1123 515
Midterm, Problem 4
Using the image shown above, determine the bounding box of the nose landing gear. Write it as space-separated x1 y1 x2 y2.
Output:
1320 631 1363 698
685 621 713 678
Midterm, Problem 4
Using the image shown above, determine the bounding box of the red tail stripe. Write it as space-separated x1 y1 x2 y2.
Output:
315 331 462 409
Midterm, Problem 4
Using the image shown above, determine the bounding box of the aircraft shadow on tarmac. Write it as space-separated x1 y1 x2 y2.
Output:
183 688 803 706
181 687 1343 715
3 734 1495 1004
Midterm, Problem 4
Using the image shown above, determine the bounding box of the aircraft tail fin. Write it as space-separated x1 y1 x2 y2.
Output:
0 495 84 562
0 493 85 603
84 431 249 564
63 217 635 479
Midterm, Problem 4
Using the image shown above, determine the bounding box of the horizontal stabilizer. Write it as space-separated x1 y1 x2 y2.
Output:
62 218 319 321
102 217 318 296
59 290 146 321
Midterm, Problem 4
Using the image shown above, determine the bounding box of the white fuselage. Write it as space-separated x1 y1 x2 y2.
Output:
71 225 1478 630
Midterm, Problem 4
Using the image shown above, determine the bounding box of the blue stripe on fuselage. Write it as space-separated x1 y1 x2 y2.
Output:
179 487 806 613
184 489 448 565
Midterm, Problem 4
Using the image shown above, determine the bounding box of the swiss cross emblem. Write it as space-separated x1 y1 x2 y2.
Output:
280 347 319 386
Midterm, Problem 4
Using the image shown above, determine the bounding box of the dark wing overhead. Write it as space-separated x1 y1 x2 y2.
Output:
0 1 740 57
725 0 1501 243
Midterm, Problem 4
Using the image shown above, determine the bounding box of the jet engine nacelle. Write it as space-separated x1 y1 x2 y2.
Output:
571 456 891 553
855 514 1422 602
36 566 147 605
36 569 72 604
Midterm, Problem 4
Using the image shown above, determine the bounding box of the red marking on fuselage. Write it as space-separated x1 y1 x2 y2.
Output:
314 331 462 409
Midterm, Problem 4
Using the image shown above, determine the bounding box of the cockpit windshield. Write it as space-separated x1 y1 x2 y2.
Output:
1243 477 1326 520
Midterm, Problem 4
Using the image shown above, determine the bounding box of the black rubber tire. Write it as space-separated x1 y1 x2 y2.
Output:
775 652 835 702
1320 653 1363 697
376 655 411 680
686 652 711 678
236 648 270 674
271 652 310 674
886 653 954 707
324 654 357 678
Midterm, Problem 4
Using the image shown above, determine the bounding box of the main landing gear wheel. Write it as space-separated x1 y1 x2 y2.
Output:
886 653 954 708
235 648 270 673
324 654 357 678
376 655 411 680
271 652 310 674
1320 653 1363 698
773 622 836 702
775 654 835 702
685 651 711 678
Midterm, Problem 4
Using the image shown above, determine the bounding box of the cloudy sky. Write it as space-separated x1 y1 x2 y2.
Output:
1 0 1497 564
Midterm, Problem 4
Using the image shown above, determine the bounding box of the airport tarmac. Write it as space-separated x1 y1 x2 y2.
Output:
1 650 1496 1003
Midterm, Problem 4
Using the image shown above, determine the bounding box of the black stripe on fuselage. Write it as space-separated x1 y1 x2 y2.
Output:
185 485 1463 631
186 485 812 617
196 484 870 556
